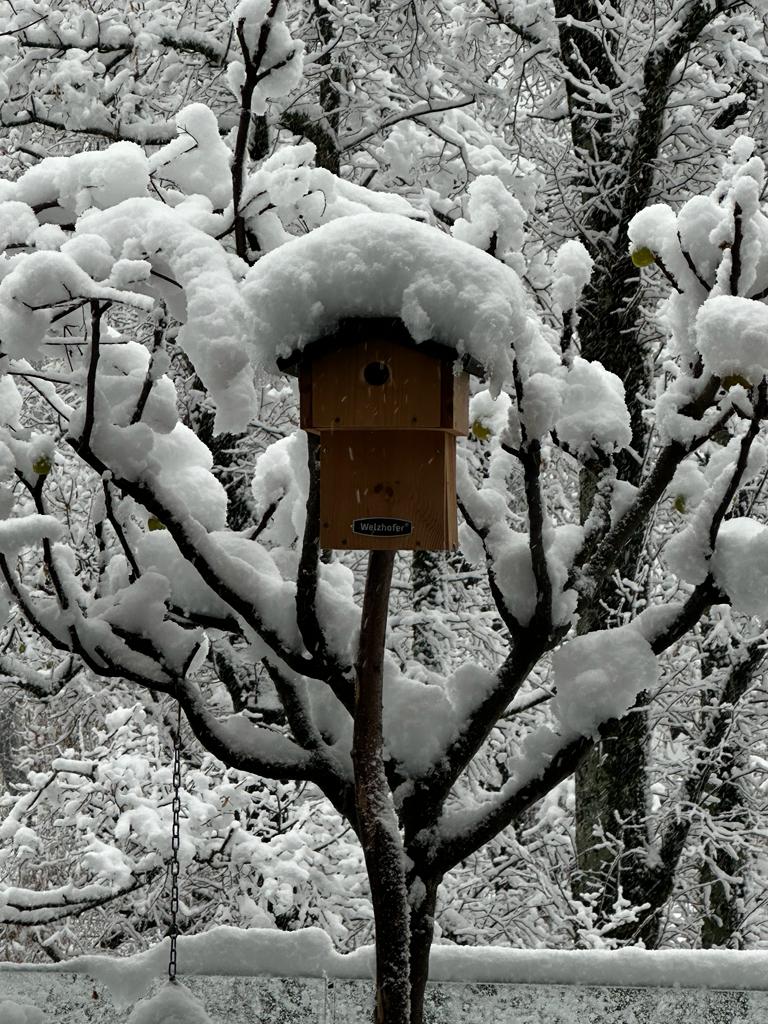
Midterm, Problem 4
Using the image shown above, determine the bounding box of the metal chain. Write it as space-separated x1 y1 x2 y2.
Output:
168 695 183 983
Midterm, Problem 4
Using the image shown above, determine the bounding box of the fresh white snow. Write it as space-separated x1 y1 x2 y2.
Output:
126 980 214 1024
0 1001 43 1024
551 239 594 312
13 927 768 1009
697 295 768 384
241 212 545 394
552 626 659 738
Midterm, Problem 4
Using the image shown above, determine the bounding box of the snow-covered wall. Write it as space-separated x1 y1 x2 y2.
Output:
6 928 768 998
6 933 768 1024
0 969 766 1024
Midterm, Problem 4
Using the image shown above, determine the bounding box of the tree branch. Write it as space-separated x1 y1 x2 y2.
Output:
429 730 593 874
296 433 355 711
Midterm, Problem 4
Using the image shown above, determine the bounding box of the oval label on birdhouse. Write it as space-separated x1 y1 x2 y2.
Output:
352 516 413 537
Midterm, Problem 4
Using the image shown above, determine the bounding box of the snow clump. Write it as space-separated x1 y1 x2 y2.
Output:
452 174 527 258
78 199 256 433
551 239 593 312
696 295 768 384
552 626 658 737
126 981 214 1024
0 141 150 216
555 357 631 455
710 518 768 618
148 104 232 210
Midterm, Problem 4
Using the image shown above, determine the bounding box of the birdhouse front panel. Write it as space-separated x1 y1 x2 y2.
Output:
304 337 445 432
319 430 458 550
298 325 471 435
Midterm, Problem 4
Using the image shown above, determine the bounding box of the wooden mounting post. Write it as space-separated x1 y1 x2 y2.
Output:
353 550 410 1024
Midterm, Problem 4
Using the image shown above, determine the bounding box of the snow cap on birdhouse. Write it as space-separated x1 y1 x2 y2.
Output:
241 213 544 551
242 212 538 394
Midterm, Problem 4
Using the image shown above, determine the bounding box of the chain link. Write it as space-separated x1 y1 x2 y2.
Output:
168 695 183 983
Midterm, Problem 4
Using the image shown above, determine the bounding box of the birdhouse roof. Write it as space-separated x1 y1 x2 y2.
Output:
242 213 556 394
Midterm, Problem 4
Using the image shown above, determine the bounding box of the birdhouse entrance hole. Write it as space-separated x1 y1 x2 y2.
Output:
363 361 390 386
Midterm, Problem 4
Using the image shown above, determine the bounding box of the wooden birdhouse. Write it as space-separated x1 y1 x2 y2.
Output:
278 318 480 551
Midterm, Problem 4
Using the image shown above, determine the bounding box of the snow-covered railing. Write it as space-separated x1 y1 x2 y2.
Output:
3 930 768 1023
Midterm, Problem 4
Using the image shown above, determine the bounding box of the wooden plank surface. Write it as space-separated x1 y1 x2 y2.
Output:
319 430 458 550
452 371 469 435
310 339 443 431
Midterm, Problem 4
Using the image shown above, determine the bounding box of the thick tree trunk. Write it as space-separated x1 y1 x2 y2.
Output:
353 550 410 1024
407 874 439 1024
699 758 745 949
573 696 657 944
573 415 651 941
281 0 341 174
556 0 655 939
699 642 747 949
559 0 736 943
412 549 442 669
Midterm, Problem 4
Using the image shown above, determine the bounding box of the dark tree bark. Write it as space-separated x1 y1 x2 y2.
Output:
411 549 443 669
699 757 745 949
407 872 440 1024
574 696 656 942
0 696 26 791
281 0 341 174
698 637 747 948
353 550 410 1024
